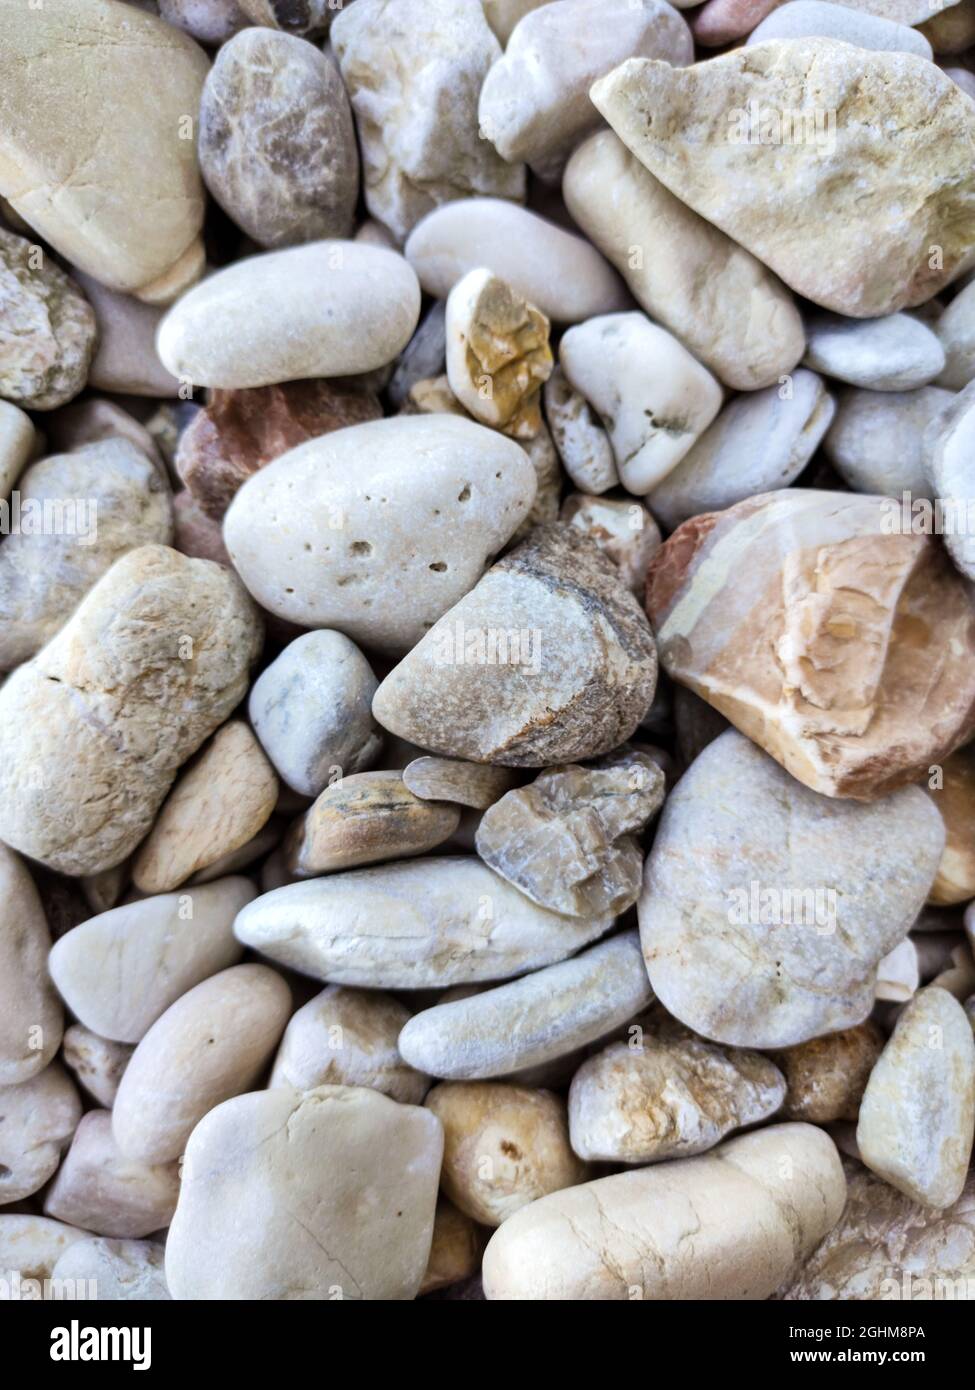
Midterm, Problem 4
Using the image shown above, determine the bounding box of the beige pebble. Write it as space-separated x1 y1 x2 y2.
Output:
44 1111 179 1239
875 938 920 1002
0 1063 81 1204
770 1023 884 1125
402 757 519 810
61 1025 133 1108
420 1198 484 1295
52 1236 170 1301
0 844 61 1085
45 397 165 479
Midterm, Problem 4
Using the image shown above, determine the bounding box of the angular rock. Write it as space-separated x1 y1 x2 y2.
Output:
51 1236 170 1301
0 1063 81 1204
928 746 975 905
646 490 975 799
769 1023 884 1124
563 130 805 391
224 414 535 655
857 986 975 1208
804 311 945 391
199 29 358 249
0 845 62 1086
0 228 96 409
560 493 661 596
373 524 658 765
748 1 934 55
924 381 975 581
44 1111 179 1239
402 757 518 810
544 367 617 494
825 386 950 497
397 931 654 1079
639 731 945 1048
0 546 263 875
62 1025 133 1108
476 750 664 916
166 1085 443 1299
235 857 614 988
592 41 975 317
331 0 525 242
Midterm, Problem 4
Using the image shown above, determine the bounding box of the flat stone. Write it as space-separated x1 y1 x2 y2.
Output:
157 241 421 388
925 380 975 581
936 279 975 389
43 1111 179 1239
559 313 722 495
165 1085 443 1299
475 750 665 916
425 1082 587 1226
928 746 975 905
200 29 358 249
61 1026 133 1108
224 414 536 656
402 757 518 810
74 272 179 397
0 546 263 875
563 130 805 391
560 494 661 596
648 370 834 531
769 1023 884 1124
646 490 975 799
482 1123 846 1299
405 198 629 324
567 1029 786 1163
397 931 654 1079
51 1236 170 1301
0 844 62 1085
372 524 658 765
592 41 975 317
235 856 615 988
543 367 617 494
824 386 951 496
748 1 933 55
0 228 96 409
639 730 945 1048
805 311 945 390
331 0 524 242
48 878 253 1044
0 1063 81 1204
270 985 429 1103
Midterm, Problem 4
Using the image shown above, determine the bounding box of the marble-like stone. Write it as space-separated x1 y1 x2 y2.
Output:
825 386 951 497
804 311 945 390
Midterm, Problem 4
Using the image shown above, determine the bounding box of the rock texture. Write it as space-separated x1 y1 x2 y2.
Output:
544 367 617 494
0 1063 81 1203
0 229 96 409
805 311 945 390
43 1111 179 1239
0 845 62 1085
825 385 950 497
925 381 975 582
237 0 337 32
51 1236 170 1301
927 746 975 905
748 1 934 55
560 494 661 596
62 1026 133 1108
403 757 518 809
770 1023 884 1124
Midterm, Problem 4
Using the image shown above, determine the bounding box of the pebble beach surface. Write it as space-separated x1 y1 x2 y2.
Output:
3 0 975 1308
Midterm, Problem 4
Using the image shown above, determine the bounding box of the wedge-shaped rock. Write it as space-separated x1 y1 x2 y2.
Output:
235 857 613 989
591 41 975 317
638 731 945 1048
372 524 657 765
646 490 975 799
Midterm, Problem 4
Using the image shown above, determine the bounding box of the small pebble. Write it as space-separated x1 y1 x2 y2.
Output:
804 310 946 390
61 1025 133 1108
43 1111 179 1239
543 367 617 494
0 1063 81 1204
0 228 96 409
402 757 518 810
824 385 951 496
51 1236 170 1302
769 1023 885 1124
559 493 661 596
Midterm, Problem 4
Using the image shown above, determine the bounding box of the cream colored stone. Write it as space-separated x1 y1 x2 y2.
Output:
0 1063 81 1204
166 1084 443 1299
748 1 934 56
112 964 291 1166
805 310 946 390
74 272 179 397
544 367 617 494
0 844 62 1085
639 731 945 1048
876 938 920 1002
49 878 253 1044
402 757 518 810
0 1216 89 1288
420 1199 483 1295
62 1026 133 1108
188 820 281 885
52 1236 170 1301
592 41 975 317
46 398 165 478
482 1122 845 1299
426 1082 587 1226
0 399 34 500
223 414 535 655
825 385 950 496
405 198 628 323
559 313 722 494
132 237 206 308
398 931 653 1079
0 546 263 875
563 130 804 391
44 1111 179 1238
235 856 614 988
0 0 208 296
560 494 661 596
270 985 429 1103
482 0 548 42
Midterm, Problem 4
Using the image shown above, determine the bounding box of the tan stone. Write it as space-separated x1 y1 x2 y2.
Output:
0 1063 81 1204
876 938 920 1002
592 41 975 317
44 1111 179 1239
646 491 975 799
0 228 96 409
426 1082 587 1226
402 757 519 810
770 1023 884 1124
420 1199 484 1295
62 1026 133 1108
0 845 62 1085
918 0 975 51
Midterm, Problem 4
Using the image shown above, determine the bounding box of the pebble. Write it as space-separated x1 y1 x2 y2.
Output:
402 757 518 810
0 844 62 1085
482 1123 846 1299
112 964 292 1166
397 931 654 1079
804 310 946 390
388 302 448 409
648 370 834 531
0 399 34 498
639 731 945 1048
224 414 535 654
158 242 420 388
445 269 553 439
235 857 614 989
928 746 975 904
404 198 629 323
199 29 358 249
543 367 617 493
373 524 658 765
475 751 665 916
48 878 253 1044
478 0 692 182
769 1023 885 1124
331 0 525 242
420 1200 484 1295
51 1236 170 1301
166 1085 443 1299
592 41 975 317
43 1111 179 1239
824 385 951 496
0 228 96 409
560 493 661 596
567 1030 786 1164
858 987 975 1208
0 1063 81 1204
61 1025 133 1108
875 938 921 1002
0 1215 89 1288
426 1082 587 1225
0 546 263 875
936 279 975 388
647 491 975 798
925 381 975 580
0 439 174 670
559 313 723 495
563 131 805 391
748 1 934 55
693 0 779 44
270 985 429 1103
0 0 208 297
74 272 178 398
